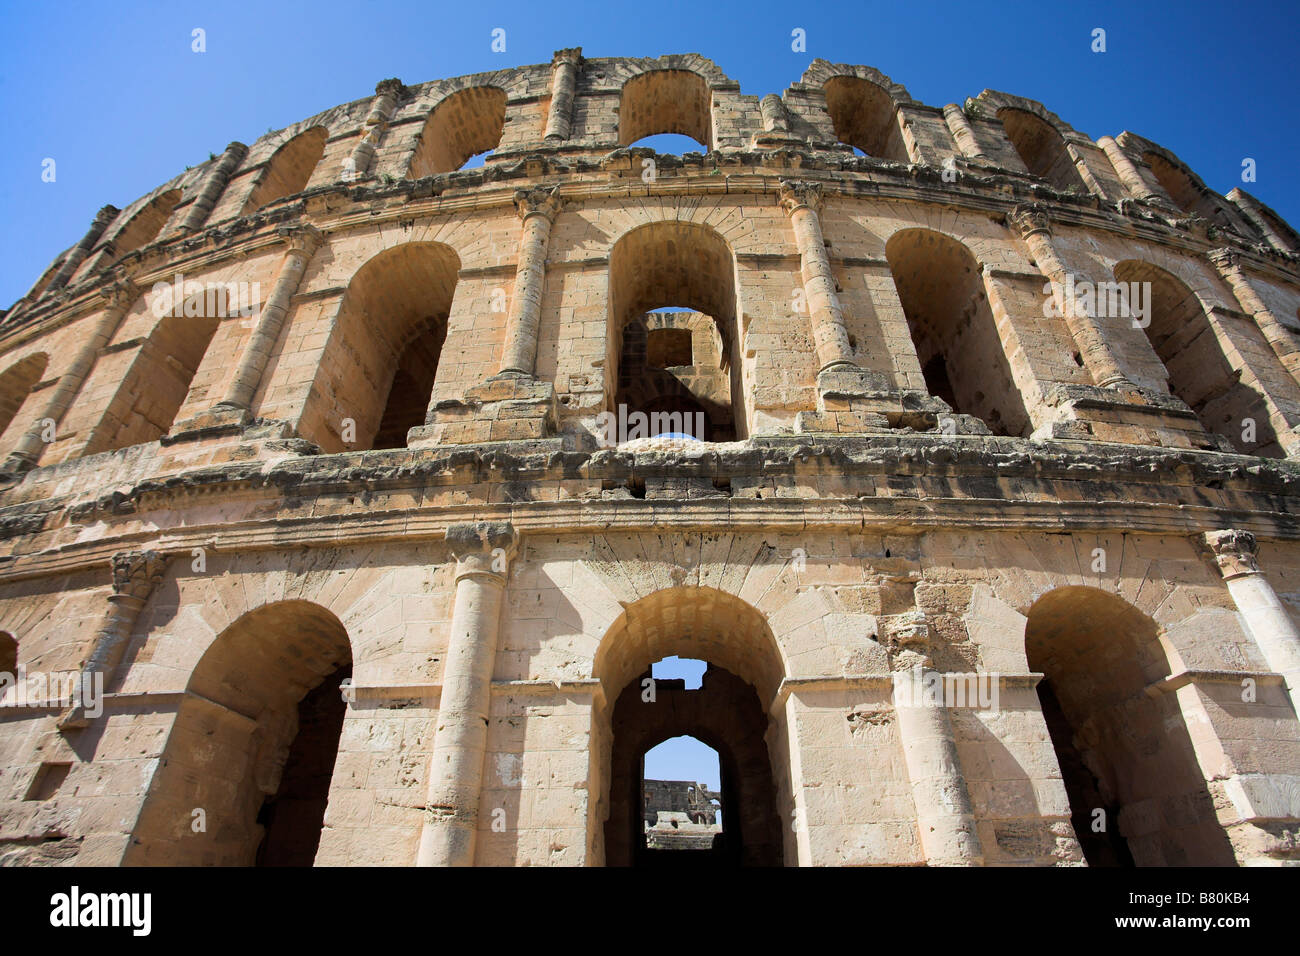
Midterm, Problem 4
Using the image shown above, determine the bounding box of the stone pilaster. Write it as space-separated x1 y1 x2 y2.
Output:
1009 203 1132 389
1097 137 1160 203
58 550 169 730
208 223 323 421
943 104 986 159
752 95 802 148
886 613 984 866
1202 529 1300 714
1207 248 1300 381
4 276 138 473
176 142 248 235
779 181 855 374
344 79 406 181
46 205 119 292
417 521 519 867
543 49 582 142
500 186 562 377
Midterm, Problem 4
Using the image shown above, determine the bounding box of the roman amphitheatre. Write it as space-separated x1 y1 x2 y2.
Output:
0 50 1298 867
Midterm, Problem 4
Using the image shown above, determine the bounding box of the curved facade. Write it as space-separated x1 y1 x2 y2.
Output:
1 51 1300 866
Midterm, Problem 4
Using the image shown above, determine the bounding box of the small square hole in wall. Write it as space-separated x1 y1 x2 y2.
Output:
646 328 692 368
26 762 71 801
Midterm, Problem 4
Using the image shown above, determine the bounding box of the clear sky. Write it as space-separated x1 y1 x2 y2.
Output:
2 0 1297 307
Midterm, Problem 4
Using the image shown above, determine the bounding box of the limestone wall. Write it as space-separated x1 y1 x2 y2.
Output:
0 51 1299 868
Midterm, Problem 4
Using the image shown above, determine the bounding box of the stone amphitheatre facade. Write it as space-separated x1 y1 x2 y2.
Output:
2 50 1300 868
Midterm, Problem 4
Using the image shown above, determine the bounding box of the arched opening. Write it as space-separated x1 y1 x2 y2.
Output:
1026 587 1235 866
1144 152 1233 227
242 127 328 214
617 71 712 149
82 314 220 455
886 228 1031 436
822 76 909 162
127 600 352 866
641 734 726 860
302 242 458 452
607 224 744 442
0 630 16 679
594 588 785 867
0 353 48 440
623 133 709 155
105 190 182 261
998 108 1087 192
407 87 507 178
1115 259 1280 456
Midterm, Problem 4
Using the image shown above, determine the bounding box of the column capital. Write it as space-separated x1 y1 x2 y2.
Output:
552 47 583 67
1206 246 1242 274
1009 202 1052 239
374 77 407 99
276 223 324 257
97 273 138 311
1202 529 1260 579
514 186 562 223
93 204 121 227
779 180 823 216
110 549 168 603
447 521 520 578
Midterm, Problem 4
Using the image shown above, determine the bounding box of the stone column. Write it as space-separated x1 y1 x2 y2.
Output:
943 104 986 159
59 550 168 730
1009 203 1132 388
499 187 562 377
1207 248 1300 380
46 205 119 292
417 521 519 867
779 180 856 373
886 614 982 865
176 142 247 235
1203 529 1300 713
213 223 322 414
1098 137 1159 202
4 277 137 473
344 79 405 181
543 48 582 142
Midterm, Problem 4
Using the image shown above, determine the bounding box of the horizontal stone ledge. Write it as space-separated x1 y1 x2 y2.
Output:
772 671 1046 707
1147 668 1285 695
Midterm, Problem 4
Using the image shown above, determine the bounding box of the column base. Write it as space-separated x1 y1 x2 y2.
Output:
410 373 559 447
796 364 963 435
1037 383 1235 452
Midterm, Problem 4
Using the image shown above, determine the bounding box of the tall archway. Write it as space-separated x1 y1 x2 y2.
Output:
127 600 352 866
0 353 48 441
886 228 1031 436
1115 259 1280 456
107 190 182 262
81 313 220 456
607 223 745 441
593 587 786 866
243 127 328 214
823 76 909 162
302 242 459 452
998 109 1087 192
1026 587 1235 866
1144 152 1233 228
407 87 507 177
617 71 713 149
0 630 15 678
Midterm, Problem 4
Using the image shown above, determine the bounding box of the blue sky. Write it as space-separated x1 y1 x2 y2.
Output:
2 0 1297 307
